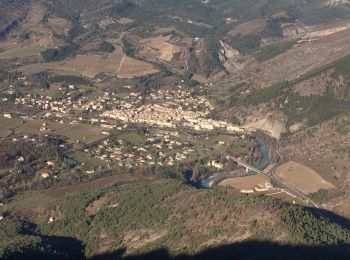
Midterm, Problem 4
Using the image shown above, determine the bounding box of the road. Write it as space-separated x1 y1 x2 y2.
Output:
182 132 319 208
215 145 319 208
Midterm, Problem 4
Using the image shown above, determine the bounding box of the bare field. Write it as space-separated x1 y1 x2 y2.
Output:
275 161 335 194
117 56 159 78
0 118 106 144
139 35 182 62
47 17 72 36
54 124 108 143
192 74 209 84
0 45 45 59
228 18 266 36
0 118 23 137
17 45 158 79
292 69 334 96
66 52 123 78
218 174 271 192
15 119 42 135
117 17 134 24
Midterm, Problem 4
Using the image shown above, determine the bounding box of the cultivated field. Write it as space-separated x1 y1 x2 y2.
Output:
0 45 45 59
0 118 23 137
218 174 271 192
139 35 182 62
228 18 266 36
54 124 108 143
17 44 158 79
275 161 335 194
117 56 159 78
0 118 107 144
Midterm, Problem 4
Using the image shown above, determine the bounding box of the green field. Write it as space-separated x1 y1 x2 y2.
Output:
0 45 46 59
69 151 106 166
117 132 147 145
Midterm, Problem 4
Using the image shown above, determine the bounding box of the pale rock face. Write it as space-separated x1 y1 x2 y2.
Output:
218 40 240 62
324 0 350 6
243 111 287 139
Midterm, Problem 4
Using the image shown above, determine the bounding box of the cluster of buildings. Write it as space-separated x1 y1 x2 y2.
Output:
100 86 243 133
85 131 194 168
12 85 243 135
102 102 243 133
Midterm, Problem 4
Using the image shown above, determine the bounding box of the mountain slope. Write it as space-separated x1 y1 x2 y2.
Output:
2 179 350 258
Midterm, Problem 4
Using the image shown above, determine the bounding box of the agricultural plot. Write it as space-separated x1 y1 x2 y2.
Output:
14 119 42 135
218 174 271 192
228 18 266 36
117 132 147 145
275 161 335 194
17 45 158 79
47 17 72 36
0 45 46 59
54 124 108 144
0 118 23 137
69 151 106 166
139 35 182 62
117 56 159 79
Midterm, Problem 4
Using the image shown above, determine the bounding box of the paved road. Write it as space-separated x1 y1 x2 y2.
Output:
182 132 319 208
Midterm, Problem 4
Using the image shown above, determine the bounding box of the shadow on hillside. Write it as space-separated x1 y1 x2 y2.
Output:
4 235 84 260
309 206 350 230
90 240 350 260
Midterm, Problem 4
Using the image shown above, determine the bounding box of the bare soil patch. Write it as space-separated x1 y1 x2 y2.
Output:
275 161 335 194
228 19 266 37
139 35 182 62
117 56 159 78
85 196 108 216
117 17 134 24
218 174 271 192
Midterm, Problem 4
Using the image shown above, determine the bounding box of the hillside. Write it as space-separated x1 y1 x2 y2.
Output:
1 0 350 259
2 179 350 259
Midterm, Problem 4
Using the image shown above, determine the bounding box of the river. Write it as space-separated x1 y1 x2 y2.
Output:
186 139 270 189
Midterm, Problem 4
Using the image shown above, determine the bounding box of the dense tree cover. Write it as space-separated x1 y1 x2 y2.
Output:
282 207 350 245
41 43 80 62
27 179 350 257
202 38 224 77
0 0 29 39
226 34 262 54
282 93 350 126
122 38 136 57
0 217 84 259
309 189 345 203
100 41 115 53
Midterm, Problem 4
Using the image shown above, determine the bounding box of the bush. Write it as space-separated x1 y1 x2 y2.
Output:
100 41 115 53
41 43 80 62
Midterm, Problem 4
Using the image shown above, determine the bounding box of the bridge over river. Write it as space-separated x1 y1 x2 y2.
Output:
182 133 318 208
214 146 319 208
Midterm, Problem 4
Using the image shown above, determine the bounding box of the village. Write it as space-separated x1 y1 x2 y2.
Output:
9 84 244 134
1 82 251 181
86 130 196 168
